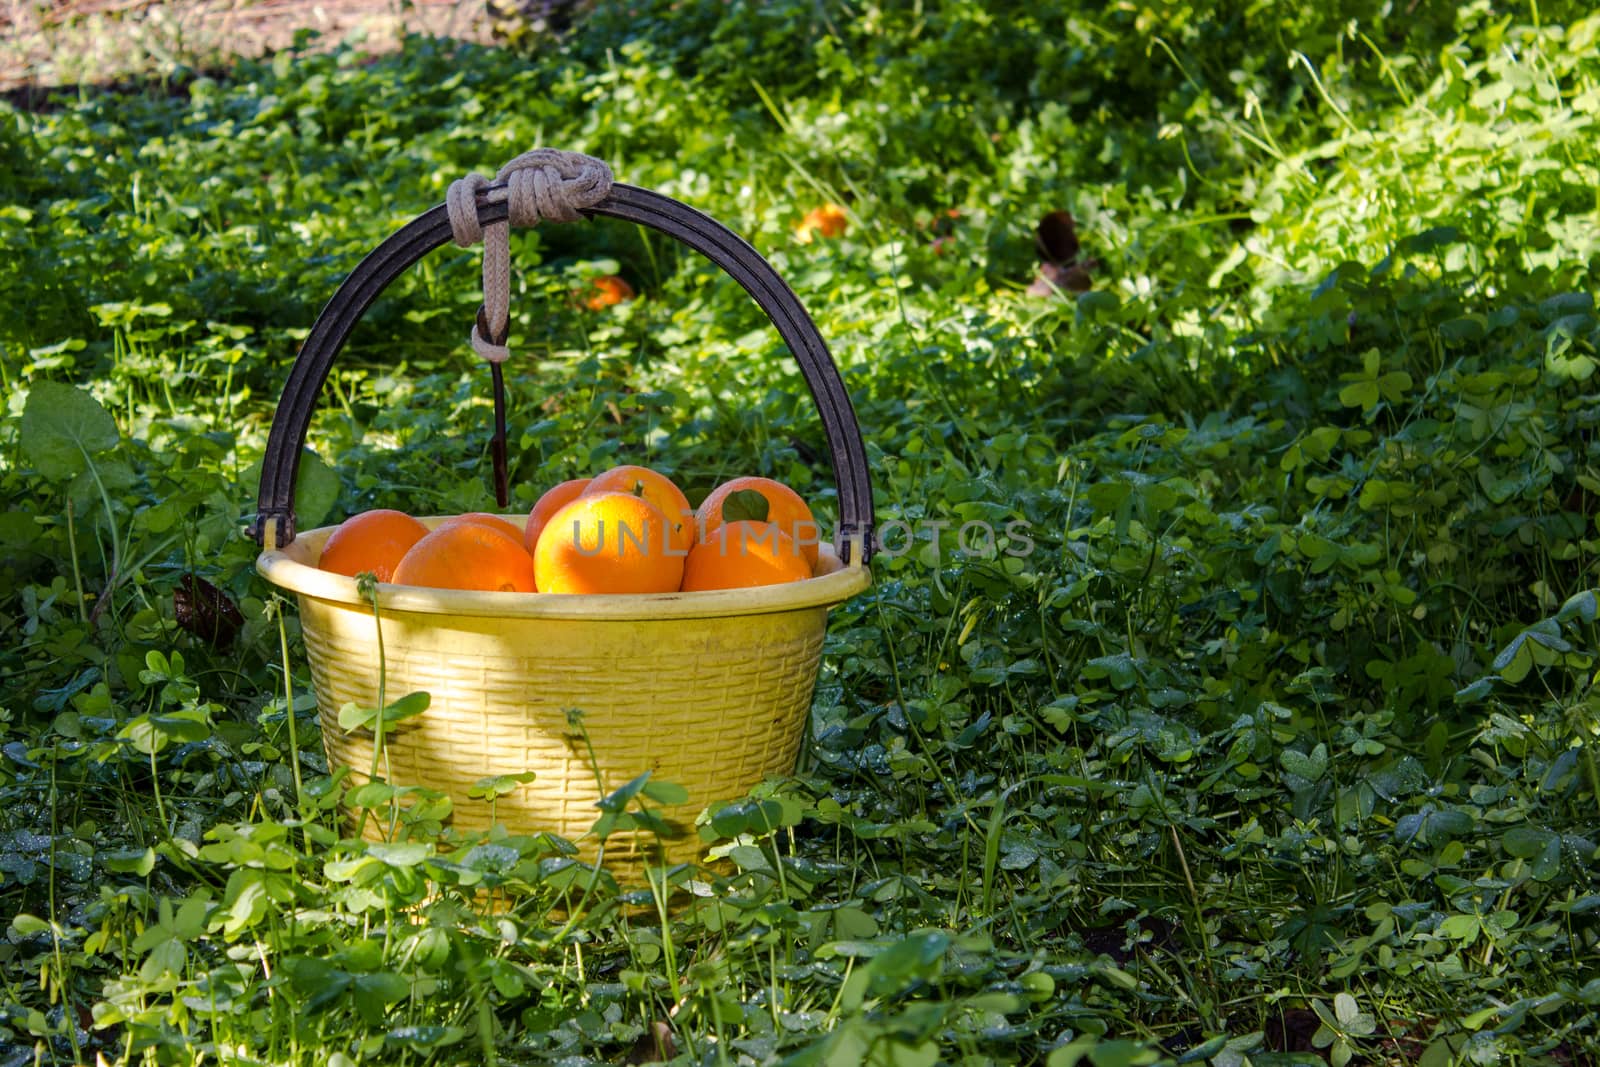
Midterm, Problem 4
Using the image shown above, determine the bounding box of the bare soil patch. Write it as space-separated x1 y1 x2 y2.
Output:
1 0 495 95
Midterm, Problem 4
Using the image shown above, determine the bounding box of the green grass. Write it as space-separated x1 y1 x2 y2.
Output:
2 1 1599 1064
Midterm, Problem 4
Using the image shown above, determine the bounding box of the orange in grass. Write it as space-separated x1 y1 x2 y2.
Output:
584 274 635 310
583 465 695 553
533 491 684 594
392 522 536 593
437 511 526 543
796 203 849 243
681 521 813 592
696 476 820 568
318 509 429 582
524 478 592 556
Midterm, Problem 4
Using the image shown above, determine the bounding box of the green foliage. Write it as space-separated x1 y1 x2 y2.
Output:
1 1 1599 1064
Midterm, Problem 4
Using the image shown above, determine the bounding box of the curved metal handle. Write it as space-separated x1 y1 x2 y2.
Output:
250 181 875 563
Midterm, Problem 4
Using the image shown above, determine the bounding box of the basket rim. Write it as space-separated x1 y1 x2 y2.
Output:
257 517 870 621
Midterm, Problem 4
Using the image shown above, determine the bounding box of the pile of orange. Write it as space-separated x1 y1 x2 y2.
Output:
316 466 823 595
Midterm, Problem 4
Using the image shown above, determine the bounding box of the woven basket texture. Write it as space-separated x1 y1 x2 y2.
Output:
297 591 829 871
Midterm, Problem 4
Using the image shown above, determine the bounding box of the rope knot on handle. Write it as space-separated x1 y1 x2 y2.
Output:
502 149 613 225
446 149 613 246
444 149 613 504
445 150 614 362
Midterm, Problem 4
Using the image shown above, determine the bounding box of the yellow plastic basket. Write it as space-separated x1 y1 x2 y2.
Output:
250 150 875 875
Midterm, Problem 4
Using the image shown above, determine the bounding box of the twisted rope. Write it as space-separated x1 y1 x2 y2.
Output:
445 149 614 363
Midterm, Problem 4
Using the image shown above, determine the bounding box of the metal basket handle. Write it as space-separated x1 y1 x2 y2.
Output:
249 173 875 563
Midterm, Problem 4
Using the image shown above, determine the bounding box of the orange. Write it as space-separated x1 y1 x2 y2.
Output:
681 521 813 592
392 523 536 593
583 465 695 553
696 476 820 568
584 275 634 310
524 478 592 556
796 203 848 243
318 509 428 582
438 512 525 543
533 491 684 594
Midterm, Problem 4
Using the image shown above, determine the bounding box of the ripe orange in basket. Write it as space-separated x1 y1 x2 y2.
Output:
533 491 684 594
392 522 537 593
796 203 849 243
697 476 820 567
438 511 526 543
584 465 695 553
584 274 635 310
318 509 429 582
524 478 592 556
681 521 813 592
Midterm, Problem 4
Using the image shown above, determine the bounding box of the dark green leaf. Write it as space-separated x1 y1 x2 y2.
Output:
21 381 119 481
722 488 771 523
640 779 690 805
385 1025 466 1051
102 848 156 876
337 691 431 731
596 772 652 812
351 972 409 1025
